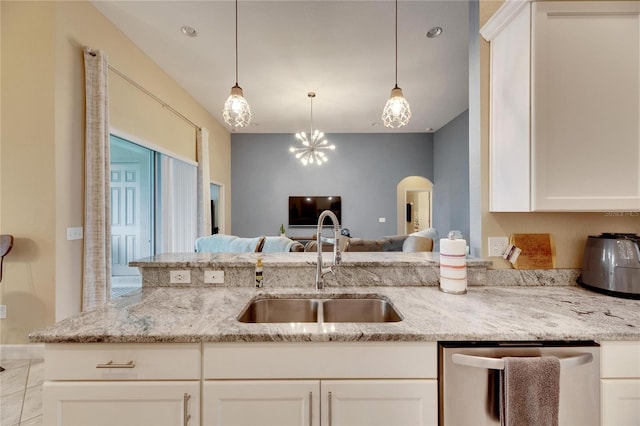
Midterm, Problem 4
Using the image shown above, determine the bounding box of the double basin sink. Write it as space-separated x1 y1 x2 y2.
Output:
238 295 402 323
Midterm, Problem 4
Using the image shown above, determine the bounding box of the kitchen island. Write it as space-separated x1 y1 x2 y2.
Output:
30 253 640 426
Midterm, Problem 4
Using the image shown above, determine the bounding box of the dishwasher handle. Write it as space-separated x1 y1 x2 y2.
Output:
451 352 593 370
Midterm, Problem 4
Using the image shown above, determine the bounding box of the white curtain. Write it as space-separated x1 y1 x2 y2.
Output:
157 155 198 253
196 128 212 237
82 47 111 311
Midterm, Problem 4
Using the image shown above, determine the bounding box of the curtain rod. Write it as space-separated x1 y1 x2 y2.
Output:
106 63 201 131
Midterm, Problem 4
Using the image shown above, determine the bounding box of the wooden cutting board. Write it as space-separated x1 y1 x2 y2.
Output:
509 233 555 269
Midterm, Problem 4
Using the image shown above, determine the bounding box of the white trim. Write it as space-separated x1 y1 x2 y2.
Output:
210 181 226 235
110 127 198 167
480 0 531 41
0 344 45 360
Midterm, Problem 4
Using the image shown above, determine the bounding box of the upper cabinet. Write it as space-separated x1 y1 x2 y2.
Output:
481 1 640 212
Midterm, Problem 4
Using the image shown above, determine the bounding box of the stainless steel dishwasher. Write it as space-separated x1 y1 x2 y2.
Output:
439 341 600 425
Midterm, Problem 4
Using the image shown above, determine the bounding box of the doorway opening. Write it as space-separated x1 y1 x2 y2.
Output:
110 135 154 296
396 176 433 235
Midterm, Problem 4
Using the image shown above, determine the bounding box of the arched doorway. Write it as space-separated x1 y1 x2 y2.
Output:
396 176 433 235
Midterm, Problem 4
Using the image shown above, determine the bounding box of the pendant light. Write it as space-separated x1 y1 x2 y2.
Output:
381 0 411 128
289 92 335 166
222 0 252 128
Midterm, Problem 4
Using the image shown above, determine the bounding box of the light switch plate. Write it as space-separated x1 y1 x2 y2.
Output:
204 270 224 284
379 217 386 223
0 305 6 319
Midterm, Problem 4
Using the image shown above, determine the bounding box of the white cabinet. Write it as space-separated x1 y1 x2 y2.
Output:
43 381 199 426
482 1 640 212
202 342 438 426
323 380 437 426
203 379 436 426
42 343 201 426
600 341 640 426
204 380 319 426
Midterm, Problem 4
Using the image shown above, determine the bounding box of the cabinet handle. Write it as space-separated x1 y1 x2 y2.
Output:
95 360 135 369
183 393 191 426
328 391 332 426
308 392 313 426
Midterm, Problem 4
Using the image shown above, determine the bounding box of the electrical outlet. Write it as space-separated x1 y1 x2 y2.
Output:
66 227 83 240
0 305 6 319
488 237 509 257
170 270 191 284
204 270 224 284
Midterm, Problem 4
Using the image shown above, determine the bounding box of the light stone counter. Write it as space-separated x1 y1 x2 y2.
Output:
131 252 493 288
29 285 640 344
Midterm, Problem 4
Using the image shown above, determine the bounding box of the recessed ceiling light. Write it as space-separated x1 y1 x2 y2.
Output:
181 26 197 37
426 27 443 38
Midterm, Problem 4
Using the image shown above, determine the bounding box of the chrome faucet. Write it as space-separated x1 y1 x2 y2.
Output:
315 210 342 290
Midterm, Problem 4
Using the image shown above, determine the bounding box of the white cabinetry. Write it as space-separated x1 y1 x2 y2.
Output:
42 343 201 426
202 342 438 426
482 1 640 212
601 341 640 426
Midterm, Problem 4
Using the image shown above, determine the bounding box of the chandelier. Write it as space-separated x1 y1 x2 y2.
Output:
289 92 335 166
381 0 411 128
222 0 252 128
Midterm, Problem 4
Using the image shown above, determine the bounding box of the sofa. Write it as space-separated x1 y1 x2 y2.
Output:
194 234 304 253
304 228 437 252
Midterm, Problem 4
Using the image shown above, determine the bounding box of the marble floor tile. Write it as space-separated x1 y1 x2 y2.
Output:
21 385 43 424
26 360 44 389
1 389 24 426
20 415 43 426
0 360 30 397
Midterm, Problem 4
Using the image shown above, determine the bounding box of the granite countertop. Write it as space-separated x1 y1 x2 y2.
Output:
29 285 640 344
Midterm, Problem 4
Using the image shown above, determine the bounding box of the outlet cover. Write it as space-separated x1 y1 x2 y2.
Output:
170 270 191 284
488 237 509 257
204 270 224 284
66 227 84 240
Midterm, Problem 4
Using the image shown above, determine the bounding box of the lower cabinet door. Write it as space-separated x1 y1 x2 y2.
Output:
43 381 199 426
322 380 438 426
203 380 320 426
601 379 640 426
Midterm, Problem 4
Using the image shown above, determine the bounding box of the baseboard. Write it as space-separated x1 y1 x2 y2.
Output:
0 344 45 359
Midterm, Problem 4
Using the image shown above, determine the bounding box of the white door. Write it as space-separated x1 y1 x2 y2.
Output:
321 380 438 426
43 381 199 426
203 380 319 426
111 163 145 276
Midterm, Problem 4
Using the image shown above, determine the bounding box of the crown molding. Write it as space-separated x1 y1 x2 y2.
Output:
480 0 532 42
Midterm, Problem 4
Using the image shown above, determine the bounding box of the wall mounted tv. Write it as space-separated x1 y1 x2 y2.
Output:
288 196 342 227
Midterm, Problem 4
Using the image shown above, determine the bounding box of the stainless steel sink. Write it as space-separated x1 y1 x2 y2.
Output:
237 295 402 323
237 298 319 323
322 298 402 323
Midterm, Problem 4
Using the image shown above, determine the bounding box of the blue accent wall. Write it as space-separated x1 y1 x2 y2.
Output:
231 133 435 238
433 109 470 243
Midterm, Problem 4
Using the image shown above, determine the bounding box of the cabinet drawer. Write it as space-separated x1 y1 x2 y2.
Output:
44 343 200 380
601 341 640 378
204 342 437 379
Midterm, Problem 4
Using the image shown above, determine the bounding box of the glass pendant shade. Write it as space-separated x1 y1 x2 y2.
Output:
223 84 252 128
382 86 411 128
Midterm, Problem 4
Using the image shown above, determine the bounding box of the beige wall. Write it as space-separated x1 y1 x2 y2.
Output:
1 0 231 344
479 0 640 269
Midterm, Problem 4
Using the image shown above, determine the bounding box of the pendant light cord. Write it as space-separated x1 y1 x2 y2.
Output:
235 0 239 86
309 93 314 135
394 0 398 89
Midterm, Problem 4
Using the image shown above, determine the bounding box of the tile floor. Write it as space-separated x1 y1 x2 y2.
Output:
1 359 43 426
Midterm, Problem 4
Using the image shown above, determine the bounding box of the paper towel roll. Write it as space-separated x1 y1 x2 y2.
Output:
440 237 467 294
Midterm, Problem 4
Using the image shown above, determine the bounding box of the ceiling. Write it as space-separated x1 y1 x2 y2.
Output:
91 0 470 134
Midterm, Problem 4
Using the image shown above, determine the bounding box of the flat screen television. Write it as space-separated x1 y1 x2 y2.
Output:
288 196 342 227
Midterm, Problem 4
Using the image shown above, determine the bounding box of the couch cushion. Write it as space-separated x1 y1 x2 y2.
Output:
402 236 433 252
195 234 264 253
